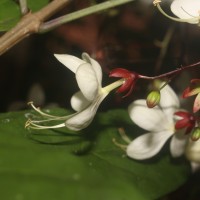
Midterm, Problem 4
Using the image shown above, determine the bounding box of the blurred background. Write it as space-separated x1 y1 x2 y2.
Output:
0 0 200 198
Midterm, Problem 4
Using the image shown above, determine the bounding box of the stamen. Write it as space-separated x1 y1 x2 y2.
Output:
118 127 131 144
27 101 73 120
153 0 161 6
26 120 66 130
27 101 61 118
112 138 127 151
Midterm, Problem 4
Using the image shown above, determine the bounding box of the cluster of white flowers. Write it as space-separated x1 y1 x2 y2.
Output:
126 82 200 171
26 52 200 172
151 0 200 170
24 0 200 172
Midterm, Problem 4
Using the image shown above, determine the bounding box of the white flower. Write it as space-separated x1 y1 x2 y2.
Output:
126 83 188 160
26 53 124 131
171 0 200 24
153 0 200 24
185 139 200 172
55 52 107 131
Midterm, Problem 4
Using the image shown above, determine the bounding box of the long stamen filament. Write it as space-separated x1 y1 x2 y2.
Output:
118 127 132 144
26 120 66 130
28 102 60 118
112 138 127 151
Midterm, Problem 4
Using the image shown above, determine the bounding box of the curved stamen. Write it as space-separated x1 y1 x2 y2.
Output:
112 138 127 151
26 120 66 130
28 102 62 118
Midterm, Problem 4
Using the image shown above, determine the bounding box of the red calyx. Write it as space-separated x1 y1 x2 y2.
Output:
109 68 138 98
174 111 196 134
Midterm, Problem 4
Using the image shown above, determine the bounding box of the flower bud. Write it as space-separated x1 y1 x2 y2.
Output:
146 90 160 108
109 68 139 97
191 127 200 141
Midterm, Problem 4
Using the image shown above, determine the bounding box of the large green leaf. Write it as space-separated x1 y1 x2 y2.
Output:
0 108 190 200
0 0 49 31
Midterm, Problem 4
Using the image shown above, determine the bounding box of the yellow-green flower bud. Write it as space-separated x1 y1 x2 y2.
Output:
146 90 161 108
191 127 200 141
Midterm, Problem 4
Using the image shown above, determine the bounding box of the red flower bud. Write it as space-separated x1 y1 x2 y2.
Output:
109 68 138 97
182 79 200 113
174 111 196 134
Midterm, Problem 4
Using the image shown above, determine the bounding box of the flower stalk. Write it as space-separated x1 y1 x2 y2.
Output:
102 79 125 94
39 0 135 33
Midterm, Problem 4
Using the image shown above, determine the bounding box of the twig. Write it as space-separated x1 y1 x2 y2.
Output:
0 0 71 55
139 61 200 80
19 0 29 15
0 0 134 55
39 0 134 33
154 25 175 73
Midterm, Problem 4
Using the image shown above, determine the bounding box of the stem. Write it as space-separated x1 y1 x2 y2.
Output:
154 25 174 73
19 0 29 15
0 0 71 55
102 78 125 93
139 61 200 80
39 0 135 33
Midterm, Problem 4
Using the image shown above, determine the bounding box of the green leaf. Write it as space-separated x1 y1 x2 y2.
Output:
0 109 190 200
0 0 20 31
27 0 49 12
0 0 49 31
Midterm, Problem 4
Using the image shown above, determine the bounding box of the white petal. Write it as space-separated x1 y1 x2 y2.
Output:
54 54 85 73
190 162 200 173
159 83 180 121
160 83 180 108
126 131 173 160
170 131 188 157
70 91 91 112
76 63 99 101
171 0 200 24
128 100 170 132
65 93 108 131
185 139 200 163
82 53 102 86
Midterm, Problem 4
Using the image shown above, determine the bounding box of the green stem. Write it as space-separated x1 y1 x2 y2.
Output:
102 78 125 93
19 0 28 15
39 0 135 33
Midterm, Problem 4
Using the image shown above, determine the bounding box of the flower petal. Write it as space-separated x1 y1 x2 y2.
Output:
193 93 200 113
170 131 188 157
185 139 200 163
65 93 108 131
76 63 99 101
190 162 200 173
159 83 179 121
70 91 90 112
128 100 170 132
126 131 173 160
54 54 85 73
183 87 200 98
160 83 180 109
82 53 102 86
171 0 200 24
